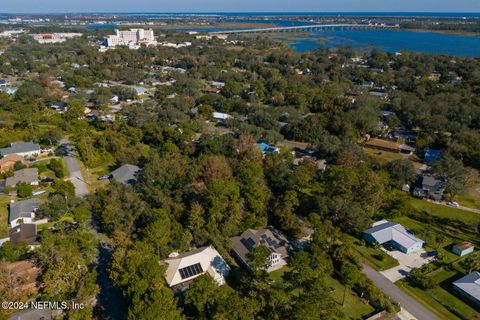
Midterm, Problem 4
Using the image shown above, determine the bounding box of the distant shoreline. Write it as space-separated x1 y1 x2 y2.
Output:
405 28 480 37
1 12 480 18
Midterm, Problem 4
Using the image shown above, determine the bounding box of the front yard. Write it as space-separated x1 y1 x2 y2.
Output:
345 234 399 271
268 266 376 319
396 275 479 320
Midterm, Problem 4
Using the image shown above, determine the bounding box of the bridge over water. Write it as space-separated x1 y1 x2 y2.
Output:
209 24 399 35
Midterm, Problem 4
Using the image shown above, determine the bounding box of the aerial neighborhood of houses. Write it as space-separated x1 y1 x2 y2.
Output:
160 225 308 292
0 142 51 248
0 20 478 320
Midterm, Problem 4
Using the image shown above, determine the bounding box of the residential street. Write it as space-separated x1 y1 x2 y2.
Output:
362 264 439 320
59 139 89 197
59 139 127 319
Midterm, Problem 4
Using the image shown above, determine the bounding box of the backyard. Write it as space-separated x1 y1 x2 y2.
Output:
345 234 399 271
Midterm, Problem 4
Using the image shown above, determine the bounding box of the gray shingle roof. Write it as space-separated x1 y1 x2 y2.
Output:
423 175 442 187
0 141 41 157
453 271 480 302
231 226 291 264
110 164 140 185
5 168 39 187
9 198 40 223
9 223 38 245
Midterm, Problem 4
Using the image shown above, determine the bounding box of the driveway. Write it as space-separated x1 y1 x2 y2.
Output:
424 198 480 214
362 264 439 320
381 248 435 282
59 139 89 198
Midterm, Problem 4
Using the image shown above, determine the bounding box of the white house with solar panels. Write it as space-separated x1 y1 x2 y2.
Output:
162 246 230 291
362 221 424 254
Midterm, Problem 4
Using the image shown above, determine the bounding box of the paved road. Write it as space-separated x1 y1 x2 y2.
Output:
422 198 480 214
59 139 126 319
362 264 439 320
59 139 89 198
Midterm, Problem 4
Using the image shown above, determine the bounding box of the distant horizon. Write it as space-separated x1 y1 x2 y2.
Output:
1 11 480 15
2 0 479 15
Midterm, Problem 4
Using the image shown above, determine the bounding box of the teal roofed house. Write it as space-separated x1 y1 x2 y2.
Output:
363 221 424 254
257 142 279 155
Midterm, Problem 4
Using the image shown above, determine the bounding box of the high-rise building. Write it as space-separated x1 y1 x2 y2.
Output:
105 29 156 47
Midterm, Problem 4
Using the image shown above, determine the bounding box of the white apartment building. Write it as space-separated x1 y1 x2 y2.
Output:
105 29 156 47
32 33 83 44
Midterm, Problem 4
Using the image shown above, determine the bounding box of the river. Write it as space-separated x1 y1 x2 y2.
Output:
275 29 480 57
171 17 480 57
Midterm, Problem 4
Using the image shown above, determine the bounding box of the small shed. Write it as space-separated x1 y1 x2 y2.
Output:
452 242 474 256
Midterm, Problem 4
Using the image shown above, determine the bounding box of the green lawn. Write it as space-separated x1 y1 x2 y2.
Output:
37 215 75 232
0 195 11 238
268 267 375 319
392 216 478 265
397 278 479 320
269 266 290 284
408 198 480 226
345 235 399 271
454 188 480 210
79 163 110 193
363 148 423 170
325 276 375 320
396 280 462 320
30 159 55 179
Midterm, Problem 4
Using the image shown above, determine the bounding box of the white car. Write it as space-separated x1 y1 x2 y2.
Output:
447 201 459 208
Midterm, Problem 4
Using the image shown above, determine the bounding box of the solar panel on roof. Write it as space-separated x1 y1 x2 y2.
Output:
179 263 204 280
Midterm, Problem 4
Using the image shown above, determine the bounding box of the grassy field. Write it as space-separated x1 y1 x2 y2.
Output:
393 216 478 261
397 278 479 320
408 198 480 226
78 162 110 193
0 194 12 238
363 148 424 170
396 280 462 320
269 267 375 319
455 185 480 209
325 276 375 320
344 235 399 271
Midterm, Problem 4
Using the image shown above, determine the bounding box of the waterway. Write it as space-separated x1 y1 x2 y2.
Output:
170 17 480 57
275 29 480 57
88 13 480 57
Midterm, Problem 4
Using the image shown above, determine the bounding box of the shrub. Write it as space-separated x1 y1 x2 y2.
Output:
16 182 32 198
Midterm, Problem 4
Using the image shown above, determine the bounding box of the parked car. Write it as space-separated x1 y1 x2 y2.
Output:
447 201 459 208
383 243 394 251
426 250 438 257
98 174 112 181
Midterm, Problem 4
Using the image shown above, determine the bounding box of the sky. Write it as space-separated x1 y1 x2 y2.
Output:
1 0 479 14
